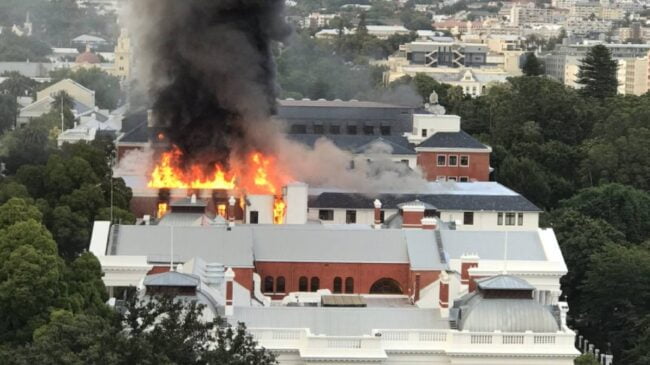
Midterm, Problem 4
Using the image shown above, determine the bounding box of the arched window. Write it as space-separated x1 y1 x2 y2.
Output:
369 278 403 294
276 276 286 293
310 277 320 292
299 276 308 291
345 277 354 293
263 276 274 293
333 277 342 293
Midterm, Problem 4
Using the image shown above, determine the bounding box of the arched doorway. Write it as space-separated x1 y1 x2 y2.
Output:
369 278 403 294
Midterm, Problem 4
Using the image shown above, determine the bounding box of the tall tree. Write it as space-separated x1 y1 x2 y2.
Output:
576 45 618 99
522 52 543 76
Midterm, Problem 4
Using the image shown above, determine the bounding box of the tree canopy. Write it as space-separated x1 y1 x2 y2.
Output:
576 45 618 99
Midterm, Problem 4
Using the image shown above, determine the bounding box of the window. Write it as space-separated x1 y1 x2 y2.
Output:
400 159 410 166
276 277 286 293
363 125 374 135
346 210 357 224
333 277 342 293
345 277 354 293
436 176 446 181
518 213 524 226
319 209 334 221
347 125 358 135
329 124 340 134
497 212 503 225
448 155 458 166
459 176 469 182
380 125 391 135
380 210 385 223
290 124 307 134
421 129 428 137
313 124 324 134
437 155 446 166
505 212 516 226
310 277 320 292
249 211 259 224
299 276 308 291
463 212 474 225
264 276 274 293
460 155 469 167
448 176 457 182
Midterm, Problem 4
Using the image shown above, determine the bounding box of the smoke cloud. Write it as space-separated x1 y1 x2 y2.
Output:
127 0 291 169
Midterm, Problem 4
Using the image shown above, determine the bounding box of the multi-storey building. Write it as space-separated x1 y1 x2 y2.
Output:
543 43 650 95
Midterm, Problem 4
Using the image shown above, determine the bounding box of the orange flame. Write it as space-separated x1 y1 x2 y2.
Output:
273 197 286 224
157 202 168 219
148 146 288 195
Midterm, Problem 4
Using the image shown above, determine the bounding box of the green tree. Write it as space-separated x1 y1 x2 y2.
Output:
50 91 75 130
0 198 42 229
50 68 123 110
574 354 600 365
0 33 51 62
576 45 618 99
48 206 90 259
581 243 650 361
0 220 64 343
0 94 18 133
522 52 543 76
0 181 30 205
0 72 38 98
560 184 650 243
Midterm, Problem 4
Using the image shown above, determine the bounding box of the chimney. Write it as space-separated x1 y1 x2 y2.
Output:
401 200 426 229
373 199 382 229
414 273 421 303
284 182 308 224
224 267 235 316
460 254 479 288
421 217 437 230
143 214 151 225
227 196 236 228
147 109 154 128
439 271 450 315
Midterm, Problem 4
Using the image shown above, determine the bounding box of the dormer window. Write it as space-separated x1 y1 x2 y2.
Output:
421 129 428 137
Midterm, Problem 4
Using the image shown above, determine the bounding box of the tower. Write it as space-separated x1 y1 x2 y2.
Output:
114 28 131 80
24 12 32 36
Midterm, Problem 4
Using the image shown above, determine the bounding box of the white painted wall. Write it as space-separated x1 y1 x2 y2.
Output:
440 211 539 231
248 195 274 224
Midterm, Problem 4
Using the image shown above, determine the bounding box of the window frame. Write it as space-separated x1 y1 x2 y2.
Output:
497 212 503 226
249 211 259 224
345 277 354 293
437 154 447 167
505 212 516 226
345 210 357 224
448 155 458 167
319 209 334 221
459 176 469 182
299 276 308 291
276 276 286 293
333 277 342 293
517 212 524 226
463 211 474 225
421 128 428 137
448 176 457 182
310 277 320 292
460 155 470 167
263 276 274 293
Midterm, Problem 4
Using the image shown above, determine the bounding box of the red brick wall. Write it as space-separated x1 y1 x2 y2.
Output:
461 262 479 284
402 211 424 227
417 151 490 181
254 262 411 296
232 268 254 292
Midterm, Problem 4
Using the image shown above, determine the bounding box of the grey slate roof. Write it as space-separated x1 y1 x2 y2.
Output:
290 134 416 155
456 291 559 332
477 275 535 291
417 131 488 149
230 306 448 336
144 271 200 287
111 225 255 267
404 230 447 271
309 192 541 212
252 226 410 264
441 231 547 261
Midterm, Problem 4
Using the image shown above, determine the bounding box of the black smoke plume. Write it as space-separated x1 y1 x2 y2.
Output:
130 0 291 169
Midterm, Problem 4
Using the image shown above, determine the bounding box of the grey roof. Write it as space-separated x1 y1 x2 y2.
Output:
157 213 205 227
417 131 488 149
119 121 148 143
398 200 436 209
0 62 54 78
144 271 200 287
477 275 535 291
441 231 547 261
309 192 541 212
230 306 448 336
278 99 411 109
404 230 447 271
170 197 208 208
252 226 410 264
290 134 416 155
457 292 559 332
110 225 255 267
